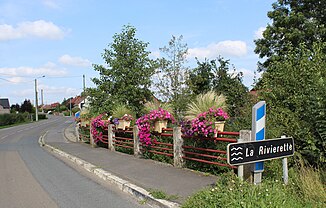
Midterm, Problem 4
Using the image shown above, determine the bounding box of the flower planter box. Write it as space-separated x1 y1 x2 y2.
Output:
154 120 168 133
214 121 225 137
117 119 130 130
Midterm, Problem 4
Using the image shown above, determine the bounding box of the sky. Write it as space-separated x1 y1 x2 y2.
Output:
0 0 275 106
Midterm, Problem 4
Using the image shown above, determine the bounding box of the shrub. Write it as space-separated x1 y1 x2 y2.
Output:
0 113 29 126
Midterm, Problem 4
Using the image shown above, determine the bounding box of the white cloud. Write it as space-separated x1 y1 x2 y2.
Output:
188 40 248 59
0 20 66 41
254 27 266 39
58 54 91 67
0 62 67 77
42 0 60 9
38 84 79 95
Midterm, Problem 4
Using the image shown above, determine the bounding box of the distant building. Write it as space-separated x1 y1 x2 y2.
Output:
0 98 10 114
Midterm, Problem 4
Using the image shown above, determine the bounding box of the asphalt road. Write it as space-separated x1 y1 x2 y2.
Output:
0 116 147 208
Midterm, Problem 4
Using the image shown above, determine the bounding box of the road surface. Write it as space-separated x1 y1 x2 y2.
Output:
0 116 147 208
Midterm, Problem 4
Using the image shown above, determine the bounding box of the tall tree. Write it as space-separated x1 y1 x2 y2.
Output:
211 57 249 118
20 99 34 113
155 35 190 119
187 58 214 95
259 42 326 167
255 0 326 71
89 25 156 115
188 57 250 118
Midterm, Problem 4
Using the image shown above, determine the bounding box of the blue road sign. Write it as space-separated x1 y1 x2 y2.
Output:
252 101 266 172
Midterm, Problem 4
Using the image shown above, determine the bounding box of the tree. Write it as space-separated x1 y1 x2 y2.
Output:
155 35 191 119
89 25 156 116
259 42 326 167
10 103 20 112
211 57 250 118
188 57 250 118
20 99 34 113
187 58 214 95
255 0 326 71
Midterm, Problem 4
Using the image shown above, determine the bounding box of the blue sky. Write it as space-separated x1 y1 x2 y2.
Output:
0 0 274 106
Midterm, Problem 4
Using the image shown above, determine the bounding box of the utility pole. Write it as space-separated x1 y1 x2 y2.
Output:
69 97 72 117
35 79 38 121
34 76 45 121
83 74 86 92
41 89 44 106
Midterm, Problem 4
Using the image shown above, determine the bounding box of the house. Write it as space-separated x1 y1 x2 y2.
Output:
69 95 90 111
0 98 10 114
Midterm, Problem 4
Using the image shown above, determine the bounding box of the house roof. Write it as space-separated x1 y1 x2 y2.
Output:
70 96 85 106
0 98 10 109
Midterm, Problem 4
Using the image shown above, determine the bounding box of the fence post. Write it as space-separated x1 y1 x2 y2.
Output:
173 127 184 168
108 124 115 151
75 123 80 142
133 125 141 157
89 125 97 148
238 130 253 182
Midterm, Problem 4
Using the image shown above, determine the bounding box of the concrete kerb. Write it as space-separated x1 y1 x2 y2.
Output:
38 133 180 208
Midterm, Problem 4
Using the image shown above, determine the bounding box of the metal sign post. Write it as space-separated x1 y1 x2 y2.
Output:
252 101 266 184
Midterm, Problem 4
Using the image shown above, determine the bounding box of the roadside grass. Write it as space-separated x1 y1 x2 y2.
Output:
149 189 179 201
182 164 325 208
0 121 31 129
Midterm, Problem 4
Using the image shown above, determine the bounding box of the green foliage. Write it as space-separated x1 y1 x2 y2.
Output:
258 42 326 167
141 132 174 165
89 25 156 116
149 189 179 201
10 103 20 113
114 131 134 155
189 57 250 118
143 101 173 114
182 135 235 175
112 104 133 119
211 57 250 118
182 167 326 208
188 58 214 95
254 0 326 71
185 91 227 120
72 107 80 114
0 113 29 126
20 99 34 113
155 35 191 120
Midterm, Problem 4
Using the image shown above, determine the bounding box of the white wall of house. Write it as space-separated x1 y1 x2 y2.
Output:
0 105 10 114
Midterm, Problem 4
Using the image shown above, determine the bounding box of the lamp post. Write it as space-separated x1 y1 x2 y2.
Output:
34 76 45 121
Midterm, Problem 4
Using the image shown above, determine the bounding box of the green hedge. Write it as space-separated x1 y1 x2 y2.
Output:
0 113 29 126
0 113 47 126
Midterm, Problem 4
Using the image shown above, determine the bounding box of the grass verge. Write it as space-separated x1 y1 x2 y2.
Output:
182 164 325 208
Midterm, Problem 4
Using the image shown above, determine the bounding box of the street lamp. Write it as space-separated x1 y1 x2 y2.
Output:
35 75 45 121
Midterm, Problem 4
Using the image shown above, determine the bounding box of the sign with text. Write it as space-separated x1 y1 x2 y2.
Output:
227 137 294 166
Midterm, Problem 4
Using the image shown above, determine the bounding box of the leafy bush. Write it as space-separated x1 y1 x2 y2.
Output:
0 113 29 126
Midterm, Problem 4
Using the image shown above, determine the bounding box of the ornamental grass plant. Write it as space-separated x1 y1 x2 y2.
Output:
185 91 227 120
112 104 134 119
